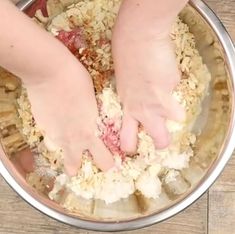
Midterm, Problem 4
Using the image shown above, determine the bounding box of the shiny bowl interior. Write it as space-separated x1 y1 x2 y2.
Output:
0 0 235 232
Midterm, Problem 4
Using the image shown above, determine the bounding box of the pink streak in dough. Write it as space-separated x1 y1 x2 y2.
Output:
99 118 125 158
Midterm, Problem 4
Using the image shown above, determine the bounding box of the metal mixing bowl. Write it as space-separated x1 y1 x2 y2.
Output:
0 0 235 231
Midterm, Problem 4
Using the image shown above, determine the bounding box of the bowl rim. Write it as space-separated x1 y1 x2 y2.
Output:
1 0 235 232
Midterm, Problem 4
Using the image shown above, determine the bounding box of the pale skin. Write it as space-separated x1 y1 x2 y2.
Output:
113 0 188 152
0 0 188 176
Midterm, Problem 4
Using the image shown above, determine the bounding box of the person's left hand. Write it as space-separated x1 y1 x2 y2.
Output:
112 1 185 153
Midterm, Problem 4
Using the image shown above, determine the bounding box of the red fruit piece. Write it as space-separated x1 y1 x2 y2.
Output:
25 0 48 18
56 29 86 55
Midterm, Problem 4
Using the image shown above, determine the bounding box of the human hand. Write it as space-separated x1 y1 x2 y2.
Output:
0 1 114 176
25 59 114 176
112 0 187 153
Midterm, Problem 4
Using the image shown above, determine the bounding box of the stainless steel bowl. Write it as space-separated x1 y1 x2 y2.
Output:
0 0 235 231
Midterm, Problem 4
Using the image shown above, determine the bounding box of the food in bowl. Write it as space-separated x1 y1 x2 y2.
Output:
14 0 212 214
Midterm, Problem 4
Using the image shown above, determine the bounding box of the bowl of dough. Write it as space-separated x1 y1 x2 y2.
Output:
0 0 235 231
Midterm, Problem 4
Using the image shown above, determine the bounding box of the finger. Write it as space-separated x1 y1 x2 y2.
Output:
89 137 115 171
120 112 138 153
63 145 83 177
143 115 170 149
164 96 185 122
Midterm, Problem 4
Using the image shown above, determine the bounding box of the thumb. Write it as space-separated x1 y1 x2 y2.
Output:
89 137 114 171
63 146 83 177
164 95 185 122
120 112 139 154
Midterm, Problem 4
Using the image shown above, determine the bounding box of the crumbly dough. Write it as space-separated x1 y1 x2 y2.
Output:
17 0 211 205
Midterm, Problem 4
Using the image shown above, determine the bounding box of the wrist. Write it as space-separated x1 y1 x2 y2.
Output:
116 0 188 37
23 54 81 87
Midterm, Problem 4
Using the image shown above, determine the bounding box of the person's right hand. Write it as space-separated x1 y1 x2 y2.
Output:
25 58 114 176
112 0 187 152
